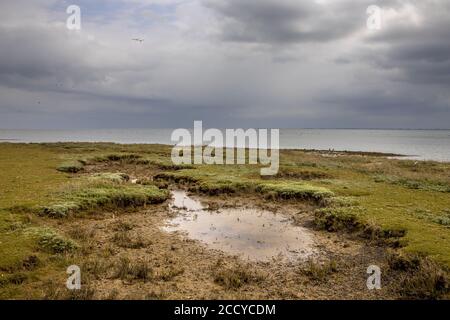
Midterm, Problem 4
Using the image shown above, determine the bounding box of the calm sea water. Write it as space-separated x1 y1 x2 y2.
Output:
1 129 449 162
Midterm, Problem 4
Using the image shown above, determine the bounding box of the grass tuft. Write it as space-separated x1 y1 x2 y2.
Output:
57 161 84 173
91 153 142 163
89 173 130 183
29 228 78 253
299 259 338 282
39 202 80 218
112 257 153 282
389 253 449 299
271 167 332 180
39 181 169 218
255 182 334 202
0 273 28 287
156 171 334 203
314 207 362 232
212 261 264 290
112 231 147 249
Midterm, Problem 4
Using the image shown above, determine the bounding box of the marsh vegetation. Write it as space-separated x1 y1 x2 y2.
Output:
0 143 448 299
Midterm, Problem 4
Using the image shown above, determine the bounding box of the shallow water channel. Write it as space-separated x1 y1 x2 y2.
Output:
163 190 317 262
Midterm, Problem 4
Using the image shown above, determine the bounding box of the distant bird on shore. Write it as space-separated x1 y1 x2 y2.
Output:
132 38 144 43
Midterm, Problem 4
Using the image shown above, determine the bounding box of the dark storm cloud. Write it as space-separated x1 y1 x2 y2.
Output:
203 0 378 45
0 26 102 91
355 1 450 85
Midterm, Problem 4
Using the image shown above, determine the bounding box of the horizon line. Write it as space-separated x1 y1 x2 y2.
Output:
1 127 450 131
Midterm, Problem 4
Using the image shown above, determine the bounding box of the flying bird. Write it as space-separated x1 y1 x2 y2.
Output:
132 38 144 43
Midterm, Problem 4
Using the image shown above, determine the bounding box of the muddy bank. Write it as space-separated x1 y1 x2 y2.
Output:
46 188 399 300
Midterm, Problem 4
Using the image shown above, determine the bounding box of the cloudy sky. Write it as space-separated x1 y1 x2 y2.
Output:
0 0 449 129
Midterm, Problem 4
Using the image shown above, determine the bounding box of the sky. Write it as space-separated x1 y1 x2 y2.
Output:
0 0 449 129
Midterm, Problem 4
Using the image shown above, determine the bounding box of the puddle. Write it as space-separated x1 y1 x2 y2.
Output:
163 190 317 262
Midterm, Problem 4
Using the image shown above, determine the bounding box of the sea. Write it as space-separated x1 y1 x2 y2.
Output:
1 129 449 162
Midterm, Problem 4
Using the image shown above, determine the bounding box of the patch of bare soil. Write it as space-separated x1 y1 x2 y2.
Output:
48 194 400 299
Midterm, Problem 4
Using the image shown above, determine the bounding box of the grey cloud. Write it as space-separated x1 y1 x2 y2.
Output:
318 87 446 117
203 0 375 45
356 1 450 85
0 0 449 130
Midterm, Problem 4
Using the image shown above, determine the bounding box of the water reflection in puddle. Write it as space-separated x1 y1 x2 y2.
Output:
163 190 317 262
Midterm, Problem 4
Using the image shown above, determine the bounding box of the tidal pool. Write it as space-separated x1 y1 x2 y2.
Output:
163 190 317 262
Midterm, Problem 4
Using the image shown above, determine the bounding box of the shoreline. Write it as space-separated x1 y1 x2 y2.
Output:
0 141 440 162
1 128 449 163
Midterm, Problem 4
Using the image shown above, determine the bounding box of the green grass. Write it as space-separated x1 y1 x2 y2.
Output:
39 181 169 218
255 182 333 202
0 143 171 298
0 212 37 271
155 170 334 203
0 144 71 290
1 142 450 298
0 144 69 209
88 172 130 183
28 228 78 254
273 165 333 180
374 174 450 193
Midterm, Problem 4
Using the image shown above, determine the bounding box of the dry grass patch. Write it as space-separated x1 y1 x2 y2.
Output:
57 161 85 173
112 231 148 249
112 257 154 282
299 259 339 283
212 260 265 290
388 253 449 299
